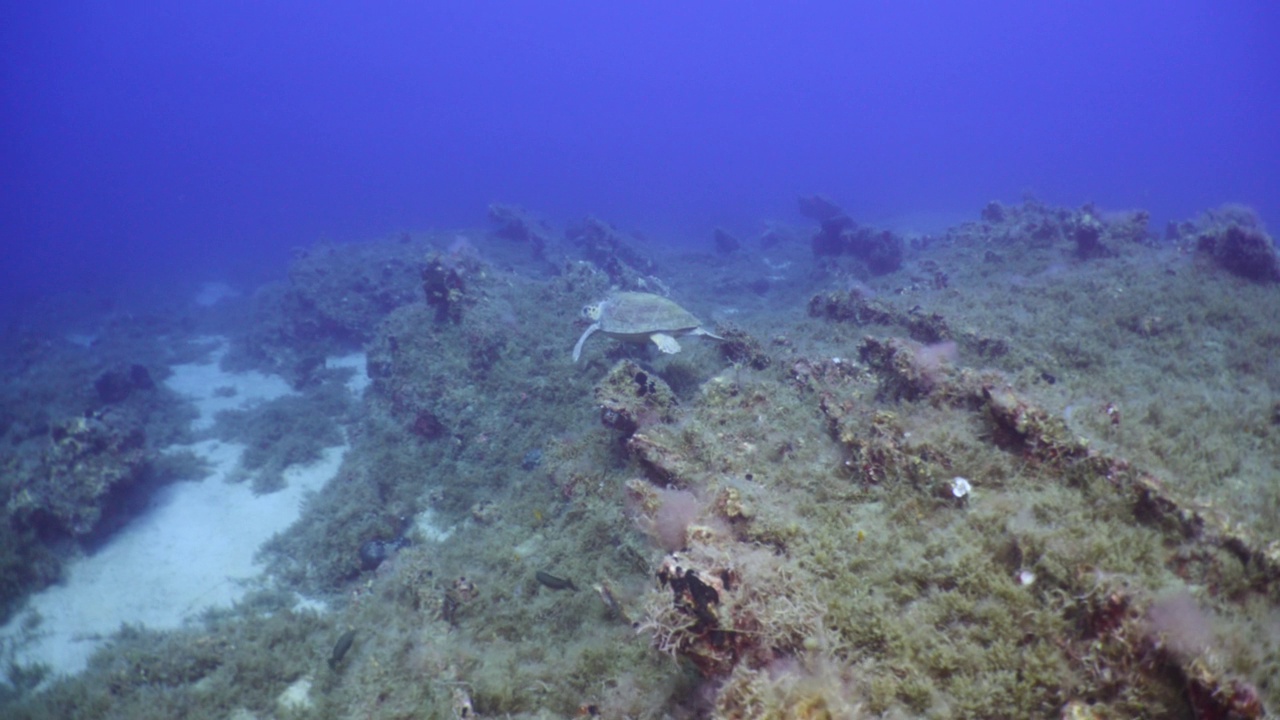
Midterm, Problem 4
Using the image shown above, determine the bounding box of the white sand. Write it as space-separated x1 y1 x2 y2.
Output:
0 338 363 681
328 352 370 396
167 341 294 431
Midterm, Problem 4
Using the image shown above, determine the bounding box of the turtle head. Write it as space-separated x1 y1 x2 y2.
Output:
581 302 604 321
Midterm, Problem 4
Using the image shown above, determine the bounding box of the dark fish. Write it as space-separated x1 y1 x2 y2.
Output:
535 570 578 592
328 629 356 670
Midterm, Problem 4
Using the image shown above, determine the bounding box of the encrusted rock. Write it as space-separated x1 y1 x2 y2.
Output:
488 202 554 259
594 360 679 435
1197 223 1280 282
11 415 148 537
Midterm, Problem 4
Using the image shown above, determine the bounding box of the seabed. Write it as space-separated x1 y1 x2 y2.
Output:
1 200 1277 718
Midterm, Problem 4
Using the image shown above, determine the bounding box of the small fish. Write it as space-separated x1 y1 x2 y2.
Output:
328 629 356 670
535 570 578 592
594 580 630 623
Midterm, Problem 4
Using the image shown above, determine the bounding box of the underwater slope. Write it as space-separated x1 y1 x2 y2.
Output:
2 201 1277 718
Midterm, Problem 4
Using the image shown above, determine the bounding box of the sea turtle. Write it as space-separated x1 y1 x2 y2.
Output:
572 292 723 363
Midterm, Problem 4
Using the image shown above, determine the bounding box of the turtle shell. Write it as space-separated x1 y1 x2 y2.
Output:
599 292 702 335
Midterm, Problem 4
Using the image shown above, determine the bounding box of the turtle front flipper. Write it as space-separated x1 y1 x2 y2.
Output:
573 323 600 363
650 333 682 354
691 327 724 341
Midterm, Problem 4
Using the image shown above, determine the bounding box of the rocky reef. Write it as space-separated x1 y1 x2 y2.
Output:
4 200 1279 719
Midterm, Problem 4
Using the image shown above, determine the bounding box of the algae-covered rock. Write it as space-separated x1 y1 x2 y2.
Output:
236 236 430 379
10 415 148 537
422 251 484 323
981 384 1088 466
488 202 554 259
593 359 679 435
810 213 905 274
807 289 898 326
714 324 772 370
1197 223 1280 282
858 336 955 401
797 193 844 222
565 216 657 290
93 364 156 404
1072 210 1107 259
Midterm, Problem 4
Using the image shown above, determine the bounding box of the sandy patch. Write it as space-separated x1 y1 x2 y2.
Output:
0 338 361 681
328 352 370 396
166 341 294 432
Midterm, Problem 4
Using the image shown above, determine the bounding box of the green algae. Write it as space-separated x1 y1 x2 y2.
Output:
6 203 1280 719
211 376 352 494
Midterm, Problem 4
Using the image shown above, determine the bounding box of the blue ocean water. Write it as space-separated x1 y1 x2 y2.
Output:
2 2 1276 316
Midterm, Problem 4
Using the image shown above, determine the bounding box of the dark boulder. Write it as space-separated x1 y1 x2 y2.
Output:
713 227 740 254
1197 224 1280 282
93 364 155 404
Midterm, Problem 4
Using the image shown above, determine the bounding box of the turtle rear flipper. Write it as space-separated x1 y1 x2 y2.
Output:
650 333 682 354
